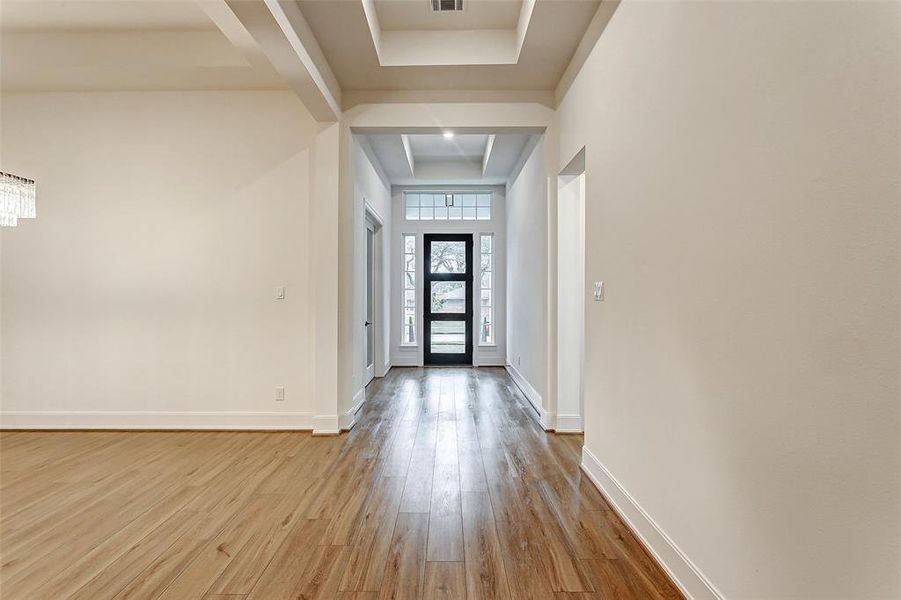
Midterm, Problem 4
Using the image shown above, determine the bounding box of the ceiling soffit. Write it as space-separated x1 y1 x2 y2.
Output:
361 132 535 185
360 0 535 66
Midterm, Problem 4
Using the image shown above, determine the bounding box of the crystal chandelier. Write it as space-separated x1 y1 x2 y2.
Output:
0 171 37 227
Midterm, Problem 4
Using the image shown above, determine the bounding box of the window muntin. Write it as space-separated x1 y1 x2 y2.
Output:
404 192 491 221
479 234 494 345
402 234 417 345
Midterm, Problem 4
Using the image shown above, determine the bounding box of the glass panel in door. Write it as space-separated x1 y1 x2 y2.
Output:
430 321 466 354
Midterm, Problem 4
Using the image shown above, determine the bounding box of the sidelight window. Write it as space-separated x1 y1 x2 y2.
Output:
402 234 417 345
479 234 494 345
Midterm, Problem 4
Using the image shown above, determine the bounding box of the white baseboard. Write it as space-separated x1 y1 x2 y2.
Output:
340 388 366 431
504 363 552 431
580 447 723 600
390 355 421 367
312 414 339 435
555 413 583 433
475 359 507 367
375 361 391 378
0 411 314 430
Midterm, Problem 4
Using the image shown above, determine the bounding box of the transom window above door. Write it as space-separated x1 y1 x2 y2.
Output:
404 192 491 221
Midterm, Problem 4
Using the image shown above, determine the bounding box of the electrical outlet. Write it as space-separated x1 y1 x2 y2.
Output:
275 386 285 402
517 356 521 366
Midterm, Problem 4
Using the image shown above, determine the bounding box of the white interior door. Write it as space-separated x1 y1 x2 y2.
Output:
364 223 375 385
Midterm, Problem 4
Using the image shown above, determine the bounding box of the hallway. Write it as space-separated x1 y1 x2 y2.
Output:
1 367 681 599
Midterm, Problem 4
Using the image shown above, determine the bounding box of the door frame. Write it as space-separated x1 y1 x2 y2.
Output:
364 220 376 385
423 233 474 366
555 147 587 433
364 204 386 386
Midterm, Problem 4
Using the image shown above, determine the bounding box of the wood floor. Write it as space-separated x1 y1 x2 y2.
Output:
0 367 682 599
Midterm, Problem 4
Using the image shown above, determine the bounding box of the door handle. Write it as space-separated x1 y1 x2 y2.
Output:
364 321 371 327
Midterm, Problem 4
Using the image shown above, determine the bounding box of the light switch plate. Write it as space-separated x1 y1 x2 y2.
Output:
276 286 286 300
593 281 605 302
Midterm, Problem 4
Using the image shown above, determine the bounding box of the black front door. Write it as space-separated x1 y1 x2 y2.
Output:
423 233 473 365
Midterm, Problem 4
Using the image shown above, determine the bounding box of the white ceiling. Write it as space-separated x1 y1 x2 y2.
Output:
0 0 609 106
374 0 523 31
362 132 532 185
0 0 288 92
0 1 215 31
297 0 601 91
409 134 488 159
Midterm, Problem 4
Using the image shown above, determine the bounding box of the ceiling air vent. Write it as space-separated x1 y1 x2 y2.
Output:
431 0 463 12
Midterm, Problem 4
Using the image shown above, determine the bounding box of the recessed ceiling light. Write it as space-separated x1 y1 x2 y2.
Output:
443 131 454 140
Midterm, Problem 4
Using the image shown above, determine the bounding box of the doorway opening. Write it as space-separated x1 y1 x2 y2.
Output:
556 147 586 432
424 233 473 365
355 128 536 372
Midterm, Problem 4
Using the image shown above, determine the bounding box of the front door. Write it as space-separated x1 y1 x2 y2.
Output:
424 233 473 365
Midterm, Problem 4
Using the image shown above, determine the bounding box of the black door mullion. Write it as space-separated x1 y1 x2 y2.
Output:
427 273 467 282
424 233 473 366
429 313 466 321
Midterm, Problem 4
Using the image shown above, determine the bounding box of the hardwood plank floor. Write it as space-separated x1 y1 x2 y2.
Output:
0 367 683 599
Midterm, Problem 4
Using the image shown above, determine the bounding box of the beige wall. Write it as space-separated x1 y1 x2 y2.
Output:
1 91 321 427
506 137 549 410
559 1 900 597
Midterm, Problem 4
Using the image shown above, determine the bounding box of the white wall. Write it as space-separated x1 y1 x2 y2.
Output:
505 137 550 419
559 2 900 598
556 172 585 432
1 91 321 428
348 136 392 423
309 123 342 434
390 186 506 368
